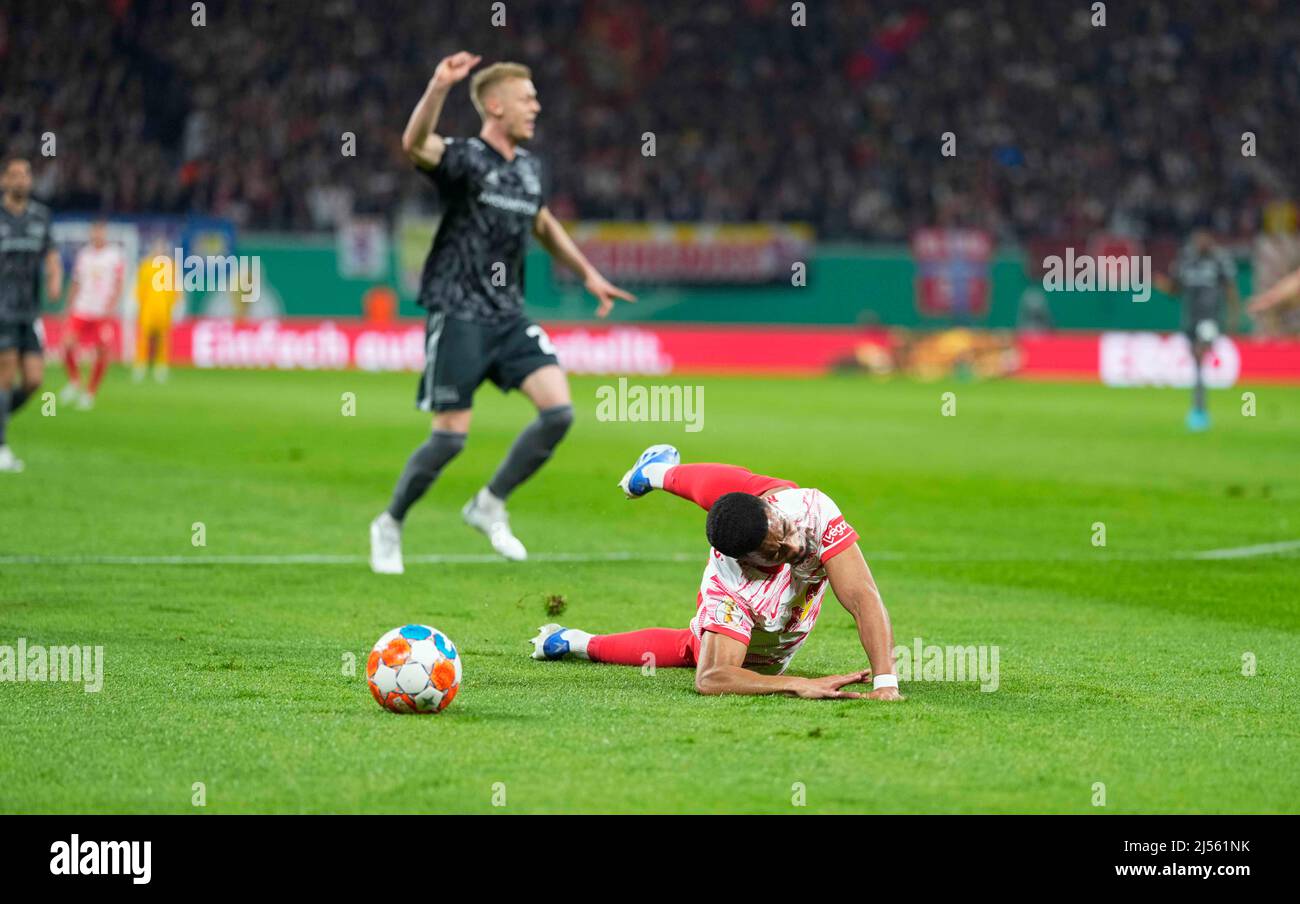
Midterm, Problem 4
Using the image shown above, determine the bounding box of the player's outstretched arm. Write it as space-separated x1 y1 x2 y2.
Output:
826 543 902 701
1247 266 1300 314
694 630 871 699
532 207 635 318
401 51 482 169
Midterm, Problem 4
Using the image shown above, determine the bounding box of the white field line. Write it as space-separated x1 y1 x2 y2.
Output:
1182 539 1300 560
0 551 701 566
0 542 1297 567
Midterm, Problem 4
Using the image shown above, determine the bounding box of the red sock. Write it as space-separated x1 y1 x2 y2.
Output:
88 350 108 394
663 463 798 511
588 628 700 667
63 346 80 384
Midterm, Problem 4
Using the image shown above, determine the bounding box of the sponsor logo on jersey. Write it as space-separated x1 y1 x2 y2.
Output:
821 517 851 547
476 191 539 216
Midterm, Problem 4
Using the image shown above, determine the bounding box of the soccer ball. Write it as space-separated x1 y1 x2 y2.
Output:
366 624 462 714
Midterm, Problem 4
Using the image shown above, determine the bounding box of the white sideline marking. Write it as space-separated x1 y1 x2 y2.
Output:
1183 539 1300 560
1 542 1298 566
0 552 702 566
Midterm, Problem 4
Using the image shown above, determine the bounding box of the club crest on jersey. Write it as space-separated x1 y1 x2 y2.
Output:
713 600 743 626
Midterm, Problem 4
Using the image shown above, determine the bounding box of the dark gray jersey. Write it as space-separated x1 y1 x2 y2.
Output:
0 200 54 323
1171 244 1235 324
417 137 545 324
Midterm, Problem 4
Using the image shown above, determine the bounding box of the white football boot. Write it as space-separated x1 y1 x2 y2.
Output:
58 383 81 405
529 624 593 661
462 488 527 561
0 445 25 473
618 443 681 498
369 512 405 575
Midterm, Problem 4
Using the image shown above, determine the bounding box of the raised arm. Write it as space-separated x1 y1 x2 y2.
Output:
825 543 902 700
694 630 872 699
401 52 481 170
532 206 635 318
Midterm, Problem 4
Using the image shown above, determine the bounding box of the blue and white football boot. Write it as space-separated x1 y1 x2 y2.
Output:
617 444 681 499
531 624 573 661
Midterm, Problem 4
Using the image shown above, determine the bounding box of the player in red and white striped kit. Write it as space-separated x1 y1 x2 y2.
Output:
530 445 902 700
60 221 125 410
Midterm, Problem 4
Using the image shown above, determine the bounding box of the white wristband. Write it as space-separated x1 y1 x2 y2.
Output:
872 674 898 690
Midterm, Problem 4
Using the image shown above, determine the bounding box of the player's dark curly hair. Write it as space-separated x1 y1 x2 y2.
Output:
706 492 770 559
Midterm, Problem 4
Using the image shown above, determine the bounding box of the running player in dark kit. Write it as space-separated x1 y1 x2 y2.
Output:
1157 230 1240 432
0 155 63 473
370 54 634 573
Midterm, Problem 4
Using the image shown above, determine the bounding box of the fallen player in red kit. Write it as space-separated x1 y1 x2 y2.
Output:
529 445 902 700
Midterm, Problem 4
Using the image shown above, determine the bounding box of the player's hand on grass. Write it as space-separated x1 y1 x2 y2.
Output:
585 272 636 318
866 686 903 701
794 669 872 699
432 52 482 90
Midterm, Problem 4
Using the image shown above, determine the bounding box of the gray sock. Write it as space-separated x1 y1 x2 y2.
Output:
387 430 467 521
487 404 574 500
0 387 11 446
1193 348 1207 411
11 382 37 412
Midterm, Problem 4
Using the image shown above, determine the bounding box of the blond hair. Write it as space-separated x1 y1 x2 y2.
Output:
470 62 532 118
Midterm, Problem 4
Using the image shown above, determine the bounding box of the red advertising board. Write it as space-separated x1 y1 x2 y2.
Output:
41 317 1300 383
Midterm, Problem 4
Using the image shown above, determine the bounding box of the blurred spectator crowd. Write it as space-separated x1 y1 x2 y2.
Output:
2 0 1297 241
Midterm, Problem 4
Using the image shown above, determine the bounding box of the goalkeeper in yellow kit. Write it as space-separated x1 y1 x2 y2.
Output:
133 238 182 382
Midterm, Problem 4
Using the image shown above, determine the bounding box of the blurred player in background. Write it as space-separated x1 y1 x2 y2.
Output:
1156 230 1240 432
370 52 634 573
0 155 61 473
133 236 182 382
59 220 124 410
530 445 903 701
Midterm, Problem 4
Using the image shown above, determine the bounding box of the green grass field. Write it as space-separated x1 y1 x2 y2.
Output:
1 367 1297 814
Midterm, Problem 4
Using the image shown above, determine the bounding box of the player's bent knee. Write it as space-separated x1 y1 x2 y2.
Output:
433 409 472 433
539 403 574 441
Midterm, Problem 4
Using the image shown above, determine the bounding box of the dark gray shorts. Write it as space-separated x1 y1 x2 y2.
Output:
415 313 559 412
0 319 42 355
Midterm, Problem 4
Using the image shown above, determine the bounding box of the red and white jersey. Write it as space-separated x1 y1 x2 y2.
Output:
70 244 126 318
689 487 859 674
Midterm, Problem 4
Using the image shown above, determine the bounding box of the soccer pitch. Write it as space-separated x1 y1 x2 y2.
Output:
1 368 1297 814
